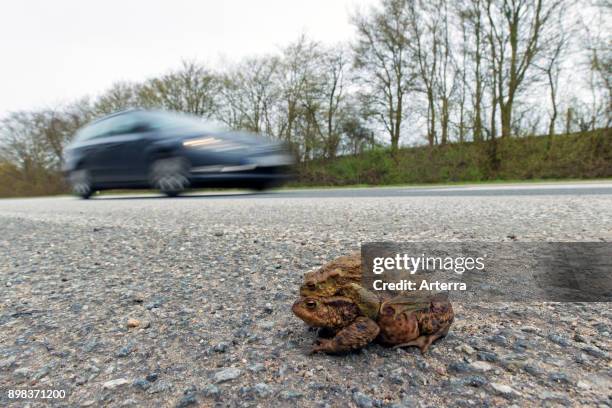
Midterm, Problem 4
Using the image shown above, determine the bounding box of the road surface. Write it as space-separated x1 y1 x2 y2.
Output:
94 181 612 199
0 182 610 407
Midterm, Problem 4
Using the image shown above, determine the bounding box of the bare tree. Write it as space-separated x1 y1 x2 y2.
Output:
459 0 487 141
291 45 352 159
0 112 57 178
435 0 459 145
218 55 280 134
406 0 441 146
485 0 565 138
276 35 321 151
139 60 219 117
318 46 351 158
340 109 377 155
581 0 611 129
352 0 414 151
0 100 94 173
537 29 567 138
93 82 141 115
457 10 470 143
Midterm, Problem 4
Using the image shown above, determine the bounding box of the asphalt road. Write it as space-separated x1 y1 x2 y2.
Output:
95 181 612 200
0 182 611 407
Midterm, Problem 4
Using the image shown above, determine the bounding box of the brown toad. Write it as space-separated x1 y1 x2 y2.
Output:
299 252 379 319
292 293 454 354
300 253 362 297
292 296 380 354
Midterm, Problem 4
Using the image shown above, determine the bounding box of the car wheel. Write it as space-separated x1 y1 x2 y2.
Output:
69 169 93 199
150 157 190 197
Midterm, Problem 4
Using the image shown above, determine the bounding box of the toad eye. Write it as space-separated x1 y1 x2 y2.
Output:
305 300 317 309
306 283 316 290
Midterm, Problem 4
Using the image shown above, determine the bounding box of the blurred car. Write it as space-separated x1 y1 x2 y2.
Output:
62 109 294 198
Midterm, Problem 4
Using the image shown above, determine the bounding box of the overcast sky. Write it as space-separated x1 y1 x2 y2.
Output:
0 0 377 118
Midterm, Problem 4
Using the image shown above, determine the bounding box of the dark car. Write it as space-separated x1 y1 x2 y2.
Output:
62 109 294 198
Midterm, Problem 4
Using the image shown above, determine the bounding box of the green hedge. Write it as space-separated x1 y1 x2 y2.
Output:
296 129 612 186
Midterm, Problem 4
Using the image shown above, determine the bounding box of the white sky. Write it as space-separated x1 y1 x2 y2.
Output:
0 0 377 118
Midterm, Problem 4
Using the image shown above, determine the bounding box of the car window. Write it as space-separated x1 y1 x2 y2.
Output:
93 118 119 138
105 114 139 136
74 121 106 141
75 113 145 141
143 111 225 133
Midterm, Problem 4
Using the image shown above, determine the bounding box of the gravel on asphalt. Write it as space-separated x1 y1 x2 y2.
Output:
0 190 611 407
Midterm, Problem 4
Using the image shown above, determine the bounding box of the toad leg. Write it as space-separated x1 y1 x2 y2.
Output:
311 317 379 354
393 324 450 354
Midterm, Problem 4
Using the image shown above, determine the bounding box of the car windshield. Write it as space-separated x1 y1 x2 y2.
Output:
143 111 226 133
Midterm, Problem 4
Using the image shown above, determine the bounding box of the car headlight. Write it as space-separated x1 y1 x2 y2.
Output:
183 137 244 152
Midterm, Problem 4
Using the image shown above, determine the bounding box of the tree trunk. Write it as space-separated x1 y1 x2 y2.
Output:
547 70 558 138
473 11 483 142
474 102 483 142
548 110 557 138
459 102 465 143
427 89 436 147
441 97 449 145
500 101 512 138
490 73 497 140
393 92 403 152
